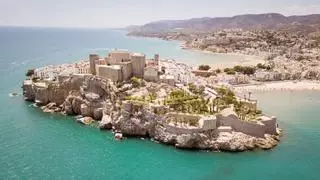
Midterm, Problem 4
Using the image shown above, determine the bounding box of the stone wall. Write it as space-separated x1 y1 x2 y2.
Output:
96 65 122 82
216 111 277 138
164 113 216 133
108 51 131 64
199 116 217 130
259 116 277 135
163 124 204 135
144 66 159 82
166 112 200 123
239 100 257 111
116 62 132 81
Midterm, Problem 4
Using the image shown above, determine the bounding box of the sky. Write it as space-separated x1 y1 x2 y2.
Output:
1 0 320 28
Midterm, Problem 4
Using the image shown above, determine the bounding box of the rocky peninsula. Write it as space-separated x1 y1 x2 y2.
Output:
22 50 281 152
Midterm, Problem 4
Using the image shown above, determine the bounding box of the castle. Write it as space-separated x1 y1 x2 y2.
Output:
88 50 160 82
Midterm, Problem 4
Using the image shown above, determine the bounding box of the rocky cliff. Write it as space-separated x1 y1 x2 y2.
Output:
22 75 280 152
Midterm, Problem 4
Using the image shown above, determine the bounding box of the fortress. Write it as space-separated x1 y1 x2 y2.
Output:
88 50 160 82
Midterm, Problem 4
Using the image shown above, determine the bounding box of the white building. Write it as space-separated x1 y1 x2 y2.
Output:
76 67 90 74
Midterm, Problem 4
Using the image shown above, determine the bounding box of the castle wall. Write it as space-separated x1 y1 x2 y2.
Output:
259 116 277 135
166 113 200 123
199 116 217 130
96 65 122 82
113 61 132 81
144 67 159 82
163 124 204 135
108 51 131 64
216 113 270 138
165 113 216 132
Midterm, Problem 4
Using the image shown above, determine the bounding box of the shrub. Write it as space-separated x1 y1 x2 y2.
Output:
198 65 211 71
242 66 256 75
257 63 271 70
188 83 205 95
256 110 262 114
225 69 236 75
131 77 141 88
26 69 35 77
216 69 221 73
233 65 243 72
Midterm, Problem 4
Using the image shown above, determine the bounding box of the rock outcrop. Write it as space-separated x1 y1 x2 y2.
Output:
22 75 281 152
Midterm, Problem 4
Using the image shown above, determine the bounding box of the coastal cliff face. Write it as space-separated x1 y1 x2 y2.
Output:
23 75 280 152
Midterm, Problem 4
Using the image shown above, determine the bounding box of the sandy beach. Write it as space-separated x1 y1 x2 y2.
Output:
233 81 320 93
180 43 265 68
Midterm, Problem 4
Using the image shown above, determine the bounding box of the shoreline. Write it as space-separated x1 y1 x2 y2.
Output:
233 80 320 92
178 40 265 68
128 33 265 68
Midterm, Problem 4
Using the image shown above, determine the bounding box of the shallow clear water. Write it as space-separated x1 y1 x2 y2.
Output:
0 27 319 179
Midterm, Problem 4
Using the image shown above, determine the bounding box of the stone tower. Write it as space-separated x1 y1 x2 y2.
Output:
130 53 146 78
154 53 159 65
89 54 99 75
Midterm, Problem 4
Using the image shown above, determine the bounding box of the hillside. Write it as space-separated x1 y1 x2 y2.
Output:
130 13 320 34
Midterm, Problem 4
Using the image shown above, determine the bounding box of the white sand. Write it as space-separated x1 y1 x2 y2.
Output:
183 46 264 68
234 81 320 93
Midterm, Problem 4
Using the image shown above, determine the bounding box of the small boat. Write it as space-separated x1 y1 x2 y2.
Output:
76 117 93 125
9 92 18 97
114 132 123 140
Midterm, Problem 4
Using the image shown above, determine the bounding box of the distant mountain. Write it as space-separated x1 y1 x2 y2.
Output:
130 13 320 34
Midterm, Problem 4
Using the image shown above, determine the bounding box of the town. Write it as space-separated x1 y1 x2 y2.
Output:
23 49 281 152
129 29 320 83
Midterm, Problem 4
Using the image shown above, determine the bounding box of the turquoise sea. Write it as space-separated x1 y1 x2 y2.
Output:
0 27 320 179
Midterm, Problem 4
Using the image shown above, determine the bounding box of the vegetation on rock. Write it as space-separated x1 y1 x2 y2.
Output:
131 77 145 88
188 83 205 95
165 90 209 114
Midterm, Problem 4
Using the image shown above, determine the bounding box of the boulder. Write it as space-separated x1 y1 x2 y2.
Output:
64 101 73 115
153 125 177 145
80 104 91 117
213 132 258 152
99 114 113 129
117 117 148 136
71 97 83 115
93 108 103 120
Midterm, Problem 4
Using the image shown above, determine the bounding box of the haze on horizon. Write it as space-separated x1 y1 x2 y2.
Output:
1 0 320 28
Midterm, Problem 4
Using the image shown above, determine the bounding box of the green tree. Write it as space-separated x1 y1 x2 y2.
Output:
26 69 35 77
198 65 211 71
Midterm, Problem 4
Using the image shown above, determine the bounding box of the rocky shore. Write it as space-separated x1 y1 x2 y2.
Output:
23 74 281 152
